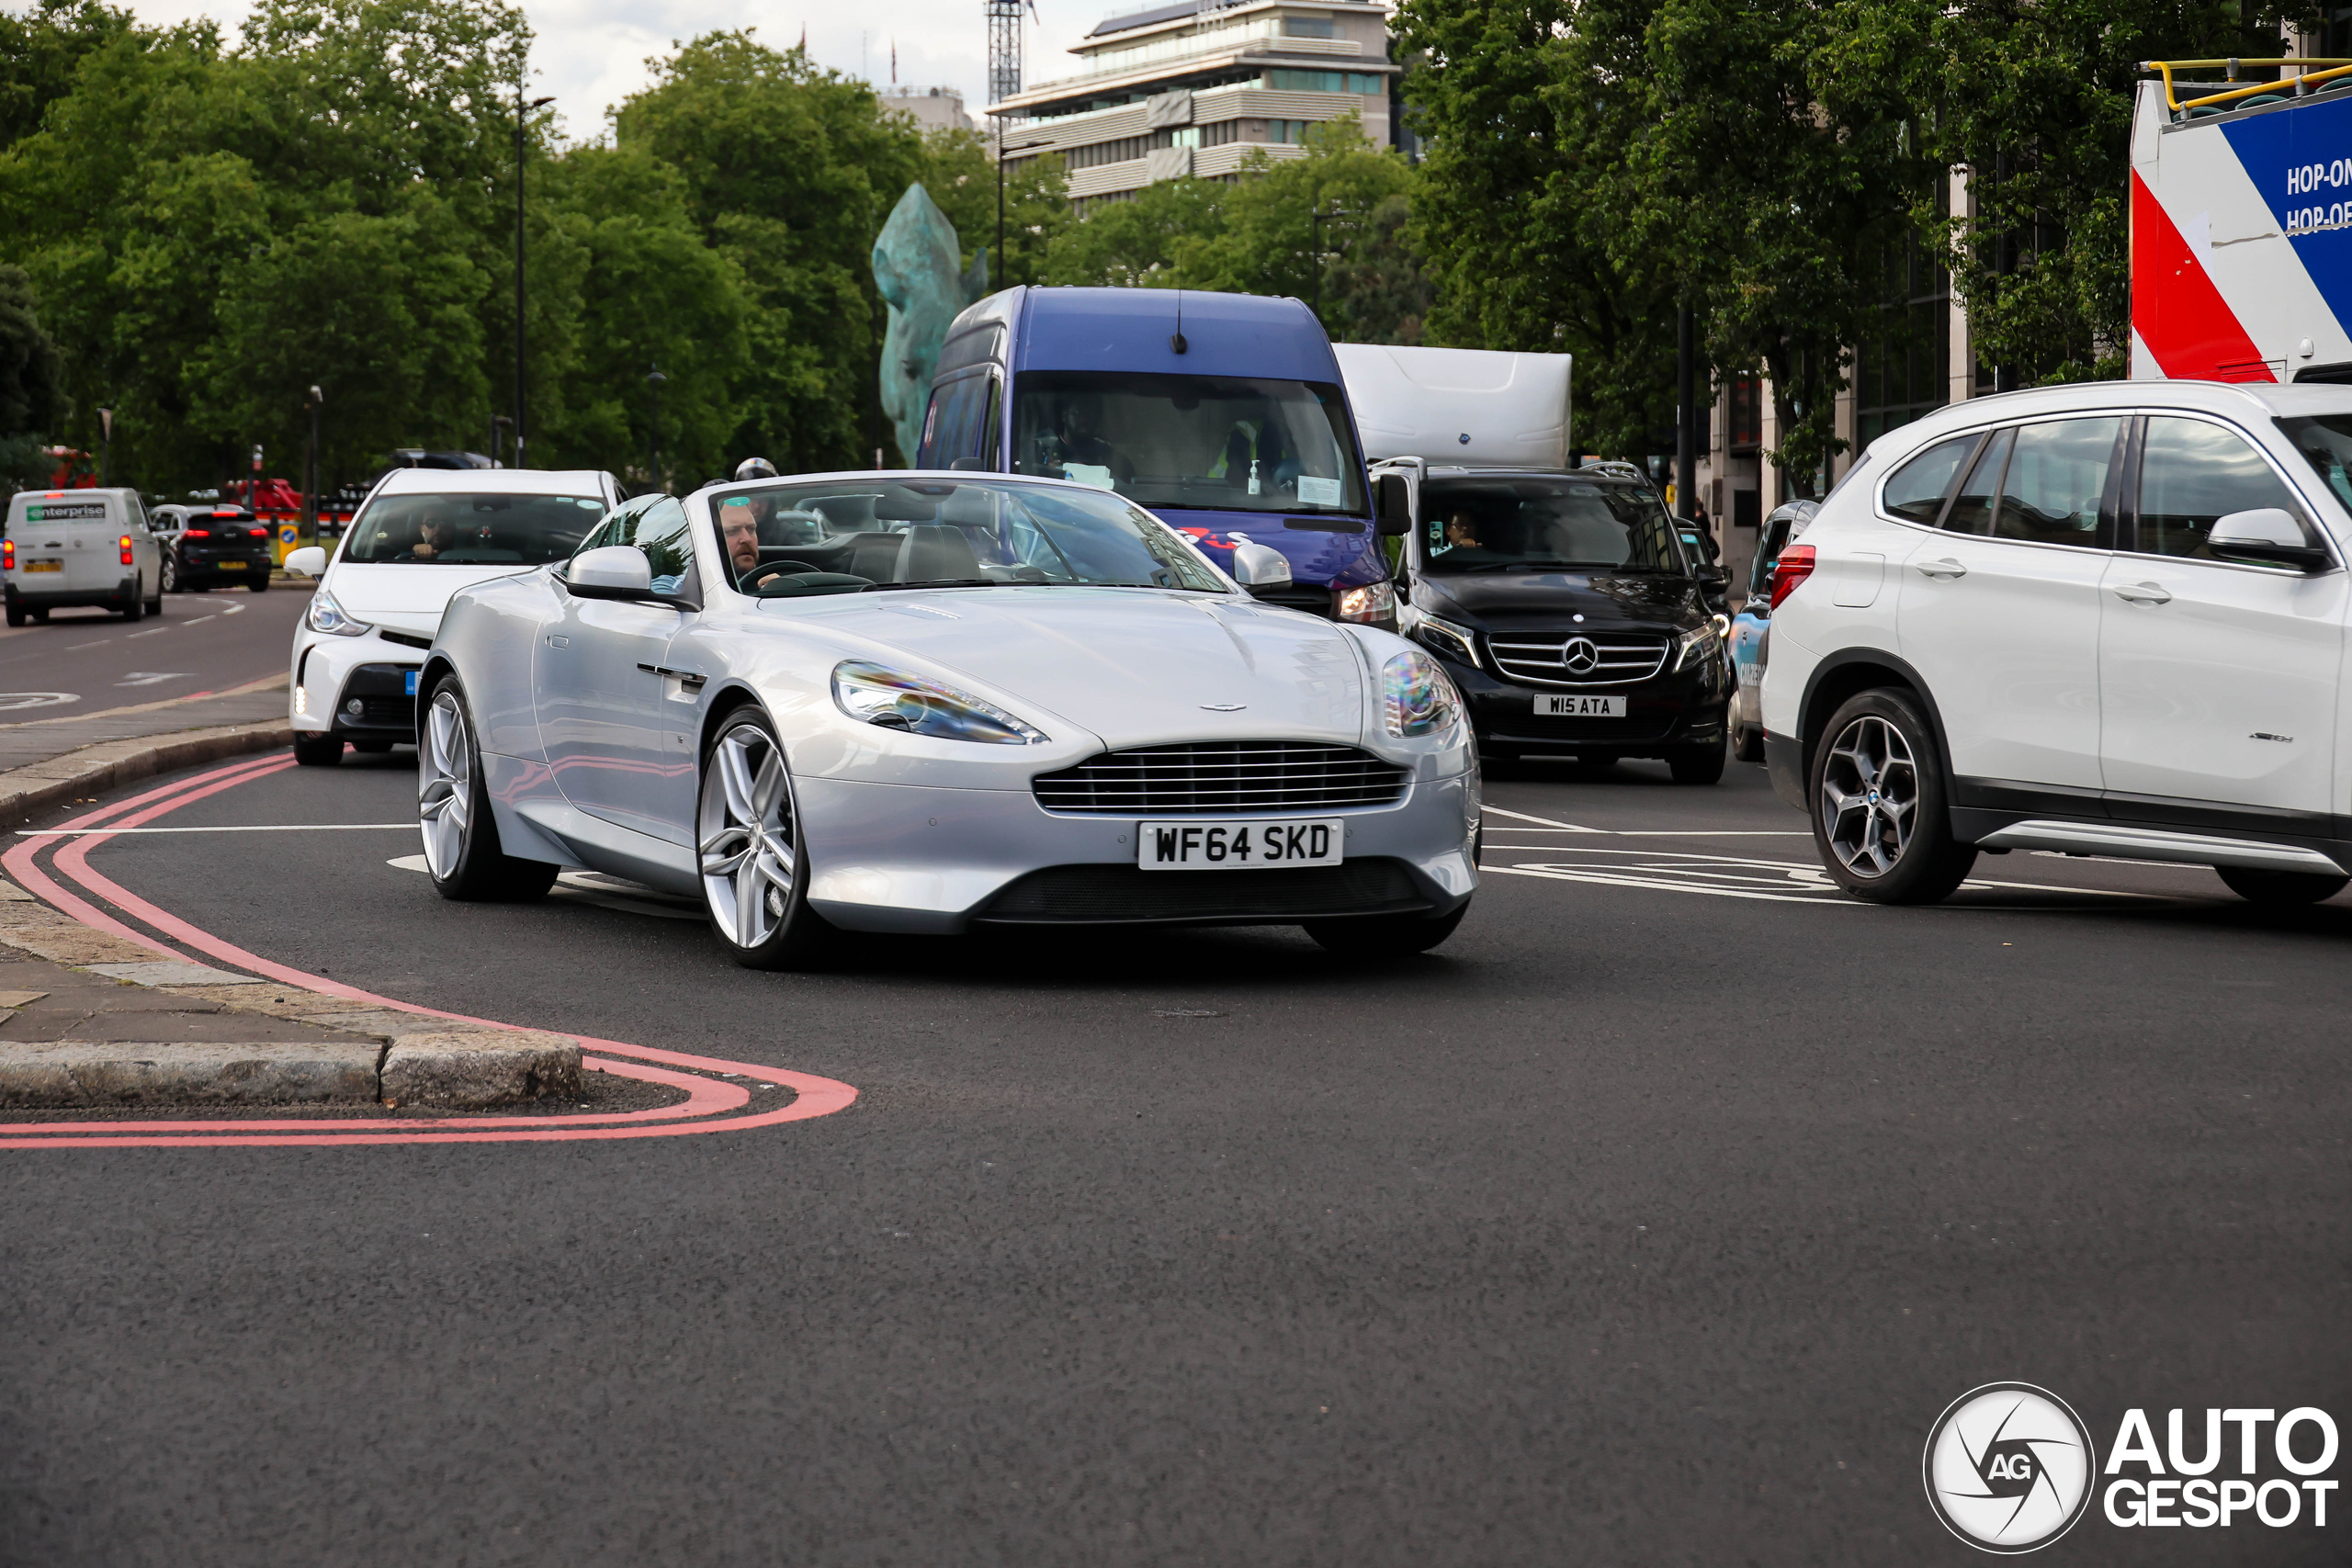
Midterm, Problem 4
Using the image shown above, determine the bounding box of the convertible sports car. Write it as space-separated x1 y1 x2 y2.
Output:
415 472 1479 965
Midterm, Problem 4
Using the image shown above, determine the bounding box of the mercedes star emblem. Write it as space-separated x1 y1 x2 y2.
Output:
1561 637 1600 676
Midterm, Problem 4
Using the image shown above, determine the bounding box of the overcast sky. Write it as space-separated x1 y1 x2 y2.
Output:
121 0 1115 139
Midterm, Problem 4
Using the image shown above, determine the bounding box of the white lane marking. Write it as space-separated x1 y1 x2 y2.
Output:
220 601 245 615
181 614 217 624
1481 805 1604 831
22 823 414 835
126 627 168 638
1485 863 1851 904
1480 844 2172 903
0 692 76 710
114 671 187 686
65 640 107 650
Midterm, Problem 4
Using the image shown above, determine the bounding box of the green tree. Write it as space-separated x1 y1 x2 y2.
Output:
0 0 140 153
1041 175 1228 288
0 264 62 487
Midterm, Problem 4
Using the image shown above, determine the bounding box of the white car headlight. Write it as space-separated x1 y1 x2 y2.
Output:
831 660 1046 746
304 585 371 637
1672 623 1722 672
1382 649 1460 738
1336 580 1396 625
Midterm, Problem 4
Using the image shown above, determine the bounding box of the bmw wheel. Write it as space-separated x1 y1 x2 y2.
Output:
418 677 557 902
2216 865 2349 906
1809 688 1976 905
697 709 834 970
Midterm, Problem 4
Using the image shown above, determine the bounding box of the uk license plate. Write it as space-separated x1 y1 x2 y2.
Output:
1536 694 1625 717
217 559 246 570
1137 818 1342 870
403 671 419 695
23 560 61 572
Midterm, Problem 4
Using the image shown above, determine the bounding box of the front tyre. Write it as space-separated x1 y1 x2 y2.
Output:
2216 865 2349 906
1809 689 1976 905
292 732 344 767
1304 904 1468 957
418 678 557 902
1667 740 1726 784
697 709 835 970
249 572 270 592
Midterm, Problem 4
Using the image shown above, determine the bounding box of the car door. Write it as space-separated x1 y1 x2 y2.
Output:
1893 416 2122 796
2098 413 2346 817
537 495 704 845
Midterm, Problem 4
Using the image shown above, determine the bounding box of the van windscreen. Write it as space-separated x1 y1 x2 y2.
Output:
1011 371 1367 517
343 492 607 564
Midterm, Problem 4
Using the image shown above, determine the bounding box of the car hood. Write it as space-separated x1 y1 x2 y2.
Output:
772 588 1370 750
1413 570 1702 630
326 562 541 637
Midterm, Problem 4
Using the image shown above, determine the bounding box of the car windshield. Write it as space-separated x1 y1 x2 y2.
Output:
708 478 1233 597
341 491 606 564
1010 370 1367 517
1419 477 1689 575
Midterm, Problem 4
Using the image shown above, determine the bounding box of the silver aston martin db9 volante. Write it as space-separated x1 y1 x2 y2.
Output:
413 472 1478 966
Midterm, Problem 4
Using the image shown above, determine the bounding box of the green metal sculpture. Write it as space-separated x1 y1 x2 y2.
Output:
873 183 990 467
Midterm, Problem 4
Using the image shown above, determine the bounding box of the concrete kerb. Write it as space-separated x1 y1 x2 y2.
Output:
0 722 584 1109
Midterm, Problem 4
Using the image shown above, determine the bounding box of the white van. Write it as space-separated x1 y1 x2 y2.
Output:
4 488 165 625
282 466 623 764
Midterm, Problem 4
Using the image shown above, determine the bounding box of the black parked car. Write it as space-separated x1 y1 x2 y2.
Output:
1379 462 1733 783
155 503 274 592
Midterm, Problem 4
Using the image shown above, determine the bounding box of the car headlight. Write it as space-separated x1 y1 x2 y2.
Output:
1414 614 1481 670
1382 649 1461 738
831 660 1046 746
1672 623 1722 672
1336 580 1396 625
304 585 371 637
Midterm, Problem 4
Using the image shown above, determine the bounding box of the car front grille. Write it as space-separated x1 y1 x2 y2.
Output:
1247 584 1333 617
1032 742 1410 816
1486 630 1668 688
973 858 1427 925
336 663 419 732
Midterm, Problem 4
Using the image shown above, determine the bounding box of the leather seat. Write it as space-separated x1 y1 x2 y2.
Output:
892 524 984 583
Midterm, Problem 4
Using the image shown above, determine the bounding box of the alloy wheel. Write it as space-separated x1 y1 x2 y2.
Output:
417 689 471 880
698 723 797 950
1819 713 1917 878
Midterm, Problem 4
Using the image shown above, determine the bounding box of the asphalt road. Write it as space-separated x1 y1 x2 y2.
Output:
2 747 2346 1565
0 577 307 720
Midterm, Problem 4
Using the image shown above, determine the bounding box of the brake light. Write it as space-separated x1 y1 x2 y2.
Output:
3 540 12 570
251 527 269 539
1769 545 1815 610
186 528 211 539
119 534 133 566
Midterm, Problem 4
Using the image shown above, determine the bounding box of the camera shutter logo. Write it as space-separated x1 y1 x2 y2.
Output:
1923 1383 2098 1552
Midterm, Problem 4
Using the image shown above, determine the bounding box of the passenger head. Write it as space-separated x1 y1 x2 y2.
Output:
1445 512 1481 548
1060 396 1102 444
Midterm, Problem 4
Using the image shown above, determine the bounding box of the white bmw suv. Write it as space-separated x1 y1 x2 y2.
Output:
1761 379 2352 907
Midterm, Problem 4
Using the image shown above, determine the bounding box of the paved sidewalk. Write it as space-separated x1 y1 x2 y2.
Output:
0 672 290 772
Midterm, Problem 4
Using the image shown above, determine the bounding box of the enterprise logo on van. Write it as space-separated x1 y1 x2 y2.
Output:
24 502 105 522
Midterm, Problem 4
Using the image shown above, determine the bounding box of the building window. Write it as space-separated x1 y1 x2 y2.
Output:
1264 69 1385 95
1282 17 1335 37
1854 226 1951 447
1200 119 1243 148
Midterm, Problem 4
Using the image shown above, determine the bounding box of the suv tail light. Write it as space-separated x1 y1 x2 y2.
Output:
3 540 12 570
119 534 134 566
1769 545 1815 610
186 527 211 539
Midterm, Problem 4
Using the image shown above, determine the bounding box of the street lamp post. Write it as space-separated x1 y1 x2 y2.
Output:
304 386 322 536
491 414 512 468
96 407 112 488
515 88 556 470
645 365 668 493
993 130 1055 288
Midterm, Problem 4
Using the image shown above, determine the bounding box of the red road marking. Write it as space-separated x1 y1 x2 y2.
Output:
0 754 858 1146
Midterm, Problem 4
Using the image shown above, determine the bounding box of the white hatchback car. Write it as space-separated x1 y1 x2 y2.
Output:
286 467 621 764
1762 380 2352 906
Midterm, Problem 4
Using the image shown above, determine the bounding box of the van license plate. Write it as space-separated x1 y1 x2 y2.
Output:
1137 818 1342 870
216 560 245 570
23 560 61 573
1536 694 1625 717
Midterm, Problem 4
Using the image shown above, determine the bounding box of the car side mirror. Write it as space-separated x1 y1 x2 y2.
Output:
283 546 328 578
1374 473 1411 537
1229 541 1294 596
565 544 655 600
1696 564 1728 586
2208 508 2331 570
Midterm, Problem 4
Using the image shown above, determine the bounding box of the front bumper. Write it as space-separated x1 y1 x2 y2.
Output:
795 772 1479 934
291 628 424 741
1431 648 1729 759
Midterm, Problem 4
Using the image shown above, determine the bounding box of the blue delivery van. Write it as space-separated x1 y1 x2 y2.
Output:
914 287 1398 628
